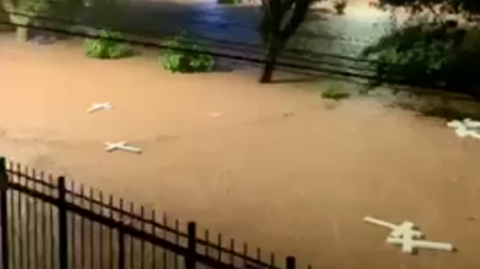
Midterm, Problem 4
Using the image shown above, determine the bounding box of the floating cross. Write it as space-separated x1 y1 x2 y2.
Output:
104 141 141 154
387 236 454 254
363 216 423 238
364 216 454 254
87 102 113 113
447 118 480 139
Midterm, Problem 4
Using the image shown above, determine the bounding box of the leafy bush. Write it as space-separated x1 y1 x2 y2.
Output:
83 30 133 59
321 83 351 100
362 24 480 97
333 0 347 15
160 34 215 73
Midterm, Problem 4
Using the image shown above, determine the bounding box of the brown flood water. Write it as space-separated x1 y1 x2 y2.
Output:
1 37 480 269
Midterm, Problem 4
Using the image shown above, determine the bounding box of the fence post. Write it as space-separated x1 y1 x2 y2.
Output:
185 222 197 269
0 157 9 269
57 177 68 269
286 256 296 269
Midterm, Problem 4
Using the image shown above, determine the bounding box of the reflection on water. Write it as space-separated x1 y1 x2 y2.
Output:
81 0 397 70
182 1 395 54
292 12 393 57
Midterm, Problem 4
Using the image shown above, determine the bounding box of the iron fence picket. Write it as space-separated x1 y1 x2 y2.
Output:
25 167 30 269
70 181 76 269
99 191 105 269
58 177 68 269
108 195 115 268
0 158 9 269
90 188 95 269
41 173 47 269
48 175 56 269
129 202 135 269
151 210 156 269
186 222 197 269
80 185 86 269
162 213 167 269
18 166 24 269
118 199 126 269
32 170 39 269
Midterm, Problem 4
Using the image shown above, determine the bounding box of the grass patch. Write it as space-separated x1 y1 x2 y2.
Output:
321 83 351 100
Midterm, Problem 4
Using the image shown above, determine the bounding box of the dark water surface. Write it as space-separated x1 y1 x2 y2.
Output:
73 0 396 73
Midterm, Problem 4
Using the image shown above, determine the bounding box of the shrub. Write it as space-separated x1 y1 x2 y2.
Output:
83 30 133 59
333 0 347 15
321 83 351 100
160 34 215 73
362 23 480 97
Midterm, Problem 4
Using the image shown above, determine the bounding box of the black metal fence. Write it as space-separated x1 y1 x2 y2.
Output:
0 157 310 269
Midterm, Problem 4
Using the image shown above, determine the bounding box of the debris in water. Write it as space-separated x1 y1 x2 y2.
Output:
363 216 455 254
87 102 113 113
104 141 141 154
447 118 480 139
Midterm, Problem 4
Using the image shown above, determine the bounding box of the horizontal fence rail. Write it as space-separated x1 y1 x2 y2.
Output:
0 157 310 269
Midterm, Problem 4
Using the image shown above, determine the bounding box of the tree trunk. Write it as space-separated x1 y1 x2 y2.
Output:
258 0 312 83
259 39 283 83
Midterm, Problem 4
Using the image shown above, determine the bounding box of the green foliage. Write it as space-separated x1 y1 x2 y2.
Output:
217 0 242 4
321 83 351 100
160 34 215 73
363 25 453 84
4 0 52 42
1 0 123 42
4 0 84 24
362 24 480 97
333 0 347 15
374 0 480 21
83 30 134 59
4 0 50 26
4 0 49 14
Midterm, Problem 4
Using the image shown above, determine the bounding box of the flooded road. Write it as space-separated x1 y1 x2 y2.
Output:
2 37 480 269
75 0 397 62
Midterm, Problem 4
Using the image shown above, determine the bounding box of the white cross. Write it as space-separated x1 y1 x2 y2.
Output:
104 141 141 154
363 216 454 254
363 216 423 238
447 118 480 139
87 102 113 113
387 236 454 254
464 118 480 128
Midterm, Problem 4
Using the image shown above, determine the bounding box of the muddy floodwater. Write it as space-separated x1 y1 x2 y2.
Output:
1 34 480 269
